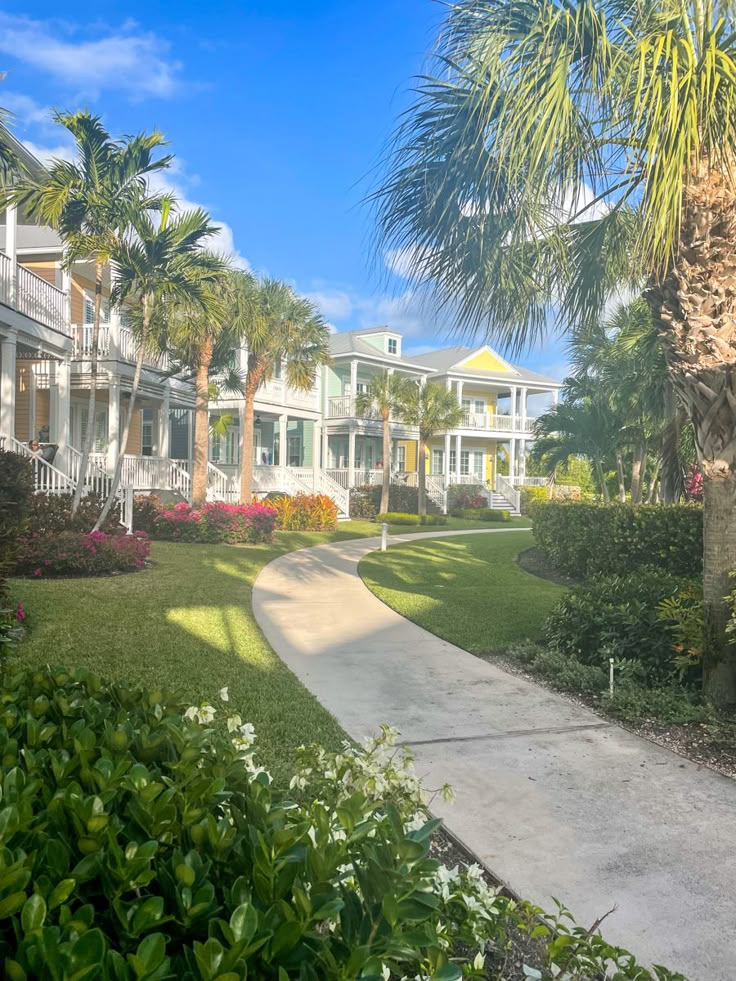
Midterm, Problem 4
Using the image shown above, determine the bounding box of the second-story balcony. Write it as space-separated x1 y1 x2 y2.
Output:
72 321 168 370
0 252 69 336
327 396 537 433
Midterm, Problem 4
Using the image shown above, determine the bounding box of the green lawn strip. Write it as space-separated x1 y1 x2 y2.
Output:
341 516 531 536
13 532 353 780
359 531 564 654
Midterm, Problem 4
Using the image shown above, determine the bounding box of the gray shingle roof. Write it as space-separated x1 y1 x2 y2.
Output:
409 345 560 386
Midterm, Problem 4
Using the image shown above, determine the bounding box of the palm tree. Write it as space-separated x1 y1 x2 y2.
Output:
7 111 171 514
93 199 219 530
401 383 463 517
237 277 330 503
355 370 412 514
0 108 19 179
159 259 236 505
532 397 622 503
376 0 736 704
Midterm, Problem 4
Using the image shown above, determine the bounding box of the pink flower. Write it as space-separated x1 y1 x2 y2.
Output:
33 568 43 577
15 603 25 623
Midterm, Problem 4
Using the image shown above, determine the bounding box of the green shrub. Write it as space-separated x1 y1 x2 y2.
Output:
506 642 609 695
376 512 447 526
268 493 338 531
532 501 702 578
451 508 510 522
350 484 426 519
15 530 150 578
0 666 681 980
604 683 713 724
0 452 33 652
26 493 121 534
544 568 695 685
519 485 548 515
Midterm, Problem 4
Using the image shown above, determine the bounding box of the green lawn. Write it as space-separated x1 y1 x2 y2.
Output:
11 520 529 780
359 531 564 654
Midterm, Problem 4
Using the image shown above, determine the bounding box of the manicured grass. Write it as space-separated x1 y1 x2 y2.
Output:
14 531 356 780
359 531 564 654
11 520 531 780
340 516 532 536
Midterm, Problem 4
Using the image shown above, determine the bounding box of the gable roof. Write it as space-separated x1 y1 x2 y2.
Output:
410 345 560 387
328 329 428 369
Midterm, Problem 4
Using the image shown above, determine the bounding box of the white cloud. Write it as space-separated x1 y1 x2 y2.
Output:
0 13 182 99
21 139 75 166
3 92 52 128
304 289 353 320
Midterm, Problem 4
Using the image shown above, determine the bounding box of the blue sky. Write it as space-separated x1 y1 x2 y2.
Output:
0 1 566 378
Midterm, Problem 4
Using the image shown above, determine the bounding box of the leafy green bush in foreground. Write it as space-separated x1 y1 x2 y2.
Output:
376 512 447 526
0 668 684 980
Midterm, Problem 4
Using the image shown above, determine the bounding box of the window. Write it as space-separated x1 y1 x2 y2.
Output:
141 410 154 457
84 296 109 323
432 448 445 474
387 338 398 355
272 360 282 380
288 436 302 467
396 445 406 470
356 382 367 394
461 398 471 413
449 448 456 472
474 399 485 414
460 450 470 476
472 452 484 477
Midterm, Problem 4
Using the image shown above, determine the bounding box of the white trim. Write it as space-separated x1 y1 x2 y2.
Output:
452 344 519 376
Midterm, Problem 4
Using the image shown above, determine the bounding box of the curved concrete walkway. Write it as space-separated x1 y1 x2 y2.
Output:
253 529 736 980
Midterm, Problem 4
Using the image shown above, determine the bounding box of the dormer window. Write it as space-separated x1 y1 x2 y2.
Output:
387 338 398 355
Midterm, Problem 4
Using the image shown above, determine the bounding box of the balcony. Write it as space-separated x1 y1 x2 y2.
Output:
461 411 536 433
72 321 168 369
0 253 69 335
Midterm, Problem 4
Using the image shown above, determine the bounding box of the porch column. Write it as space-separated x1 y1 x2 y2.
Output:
279 413 288 470
107 373 120 472
456 379 464 408
238 401 246 467
313 422 322 477
322 425 329 470
444 432 451 483
519 439 527 479
0 331 17 437
61 264 72 328
455 433 462 481
54 355 71 471
510 385 518 429
520 386 528 433
349 360 358 412
108 305 121 361
552 388 559 407
28 366 37 442
5 204 17 305
348 426 356 488
157 386 171 458
509 438 517 479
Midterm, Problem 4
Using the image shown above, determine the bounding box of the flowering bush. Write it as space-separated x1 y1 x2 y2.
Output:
26 492 121 534
685 465 703 501
269 493 338 530
0 602 27 653
0 668 682 980
447 483 488 512
453 491 487 510
15 530 150 577
152 500 277 544
132 493 163 533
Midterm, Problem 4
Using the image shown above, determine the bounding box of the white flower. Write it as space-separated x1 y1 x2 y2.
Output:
382 967 390 981
226 714 242 733
184 704 216 725
219 686 229 702
473 951 486 971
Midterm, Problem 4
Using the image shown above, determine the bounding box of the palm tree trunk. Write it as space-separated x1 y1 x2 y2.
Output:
702 472 736 707
381 410 391 515
93 299 150 532
630 442 647 504
645 458 661 504
417 440 427 518
595 460 610 503
239 370 260 504
72 260 103 514
192 336 213 506
615 451 626 501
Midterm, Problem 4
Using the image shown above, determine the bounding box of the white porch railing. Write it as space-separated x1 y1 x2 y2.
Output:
327 396 353 417
120 455 191 495
1 433 76 495
461 412 536 432
495 473 521 513
508 475 548 486
67 446 111 497
72 323 168 368
425 475 447 512
288 466 350 516
207 461 238 503
0 254 70 335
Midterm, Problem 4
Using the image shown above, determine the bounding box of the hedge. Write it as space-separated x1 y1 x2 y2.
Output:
151 501 277 544
544 568 698 686
450 508 510 522
519 485 548 515
0 666 681 980
350 483 420 519
532 501 703 578
268 493 338 531
14 530 150 578
26 492 121 534
376 512 447 526
0 452 33 652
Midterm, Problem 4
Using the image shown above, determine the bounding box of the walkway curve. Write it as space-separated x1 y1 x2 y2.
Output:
253 529 736 980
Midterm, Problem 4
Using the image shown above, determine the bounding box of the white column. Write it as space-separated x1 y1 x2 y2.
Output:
158 387 170 458
509 438 517 479
5 205 17 306
61 264 72 329
519 439 527 479
107 374 120 472
279 413 288 470
187 410 195 462
348 427 356 487
520 386 528 433
552 388 559 407
53 356 71 471
108 306 121 361
444 432 451 484
238 401 247 468
456 379 464 407
349 359 358 411
0 332 17 437
313 422 322 472
322 426 329 470
455 433 462 481
28 366 37 442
